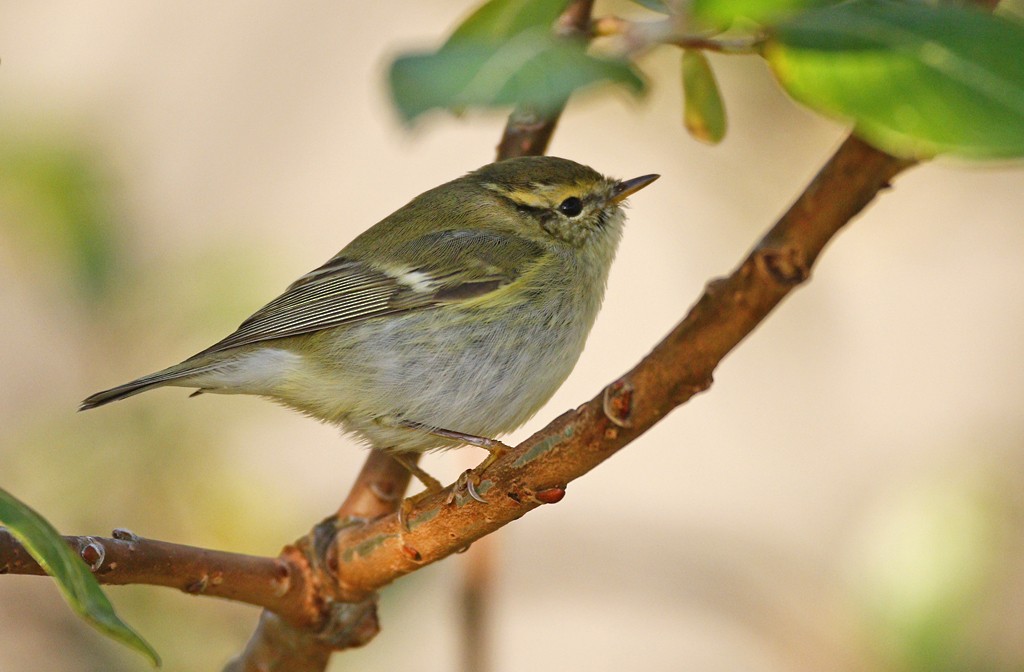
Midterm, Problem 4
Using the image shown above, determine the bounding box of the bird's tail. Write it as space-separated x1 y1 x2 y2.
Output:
79 363 215 411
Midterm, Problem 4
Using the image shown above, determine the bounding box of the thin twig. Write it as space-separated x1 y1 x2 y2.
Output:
0 528 321 623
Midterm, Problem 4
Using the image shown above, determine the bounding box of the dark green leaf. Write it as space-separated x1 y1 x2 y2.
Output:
682 50 727 144
391 28 645 122
693 0 841 26
765 0 1024 158
0 488 161 667
446 0 569 45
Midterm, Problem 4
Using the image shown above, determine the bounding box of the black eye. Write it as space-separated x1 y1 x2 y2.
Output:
558 196 583 217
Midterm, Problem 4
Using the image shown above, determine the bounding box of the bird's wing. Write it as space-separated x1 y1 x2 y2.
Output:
196 229 544 356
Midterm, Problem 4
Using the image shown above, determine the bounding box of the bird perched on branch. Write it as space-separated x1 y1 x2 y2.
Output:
81 156 658 488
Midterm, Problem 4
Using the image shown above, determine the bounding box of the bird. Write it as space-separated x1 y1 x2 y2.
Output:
80 156 658 486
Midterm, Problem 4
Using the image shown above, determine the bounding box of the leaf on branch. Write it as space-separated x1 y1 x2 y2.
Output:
446 0 570 44
764 0 1024 159
0 488 161 667
389 0 645 123
692 0 841 26
682 49 727 144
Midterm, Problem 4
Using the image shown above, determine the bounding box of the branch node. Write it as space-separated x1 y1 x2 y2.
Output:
80 539 105 571
111 528 139 542
603 379 635 428
704 276 731 298
316 597 380 650
314 515 367 579
185 574 210 594
401 544 423 562
272 559 293 597
756 246 810 286
670 376 714 406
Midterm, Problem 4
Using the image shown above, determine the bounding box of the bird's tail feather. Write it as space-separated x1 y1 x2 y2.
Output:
79 363 215 411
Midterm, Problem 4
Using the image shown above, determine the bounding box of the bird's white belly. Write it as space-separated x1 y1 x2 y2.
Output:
280 301 593 452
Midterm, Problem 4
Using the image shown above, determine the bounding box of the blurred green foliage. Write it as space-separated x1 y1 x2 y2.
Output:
0 130 299 668
447 0 568 43
390 0 1024 159
390 0 645 121
0 140 121 302
766 0 1024 158
682 49 727 144
852 471 1020 672
692 0 839 25
391 31 645 121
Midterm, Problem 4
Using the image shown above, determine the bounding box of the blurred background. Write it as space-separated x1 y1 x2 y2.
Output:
1 1 1023 671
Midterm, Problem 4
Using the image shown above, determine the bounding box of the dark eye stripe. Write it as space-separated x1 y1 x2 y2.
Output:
515 202 545 216
496 193 543 216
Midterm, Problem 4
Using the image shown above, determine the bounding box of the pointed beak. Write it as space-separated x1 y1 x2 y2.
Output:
610 173 660 204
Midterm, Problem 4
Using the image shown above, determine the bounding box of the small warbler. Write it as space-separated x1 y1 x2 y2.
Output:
81 156 658 478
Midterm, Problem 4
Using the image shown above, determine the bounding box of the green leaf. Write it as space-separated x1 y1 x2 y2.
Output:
692 0 841 26
391 28 645 122
682 50 727 144
390 0 644 122
446 0 569 45
765 0 1024 158
0 488 161 667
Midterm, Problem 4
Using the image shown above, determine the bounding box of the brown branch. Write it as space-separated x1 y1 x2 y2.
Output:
495 107 562 159
0 452 414 630
223 449 411 671
319 135 916 599
0 527 322 623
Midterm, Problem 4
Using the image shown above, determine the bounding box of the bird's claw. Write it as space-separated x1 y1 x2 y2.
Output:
449 469 486 504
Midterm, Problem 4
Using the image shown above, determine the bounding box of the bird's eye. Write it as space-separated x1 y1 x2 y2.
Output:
558 197 583 217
